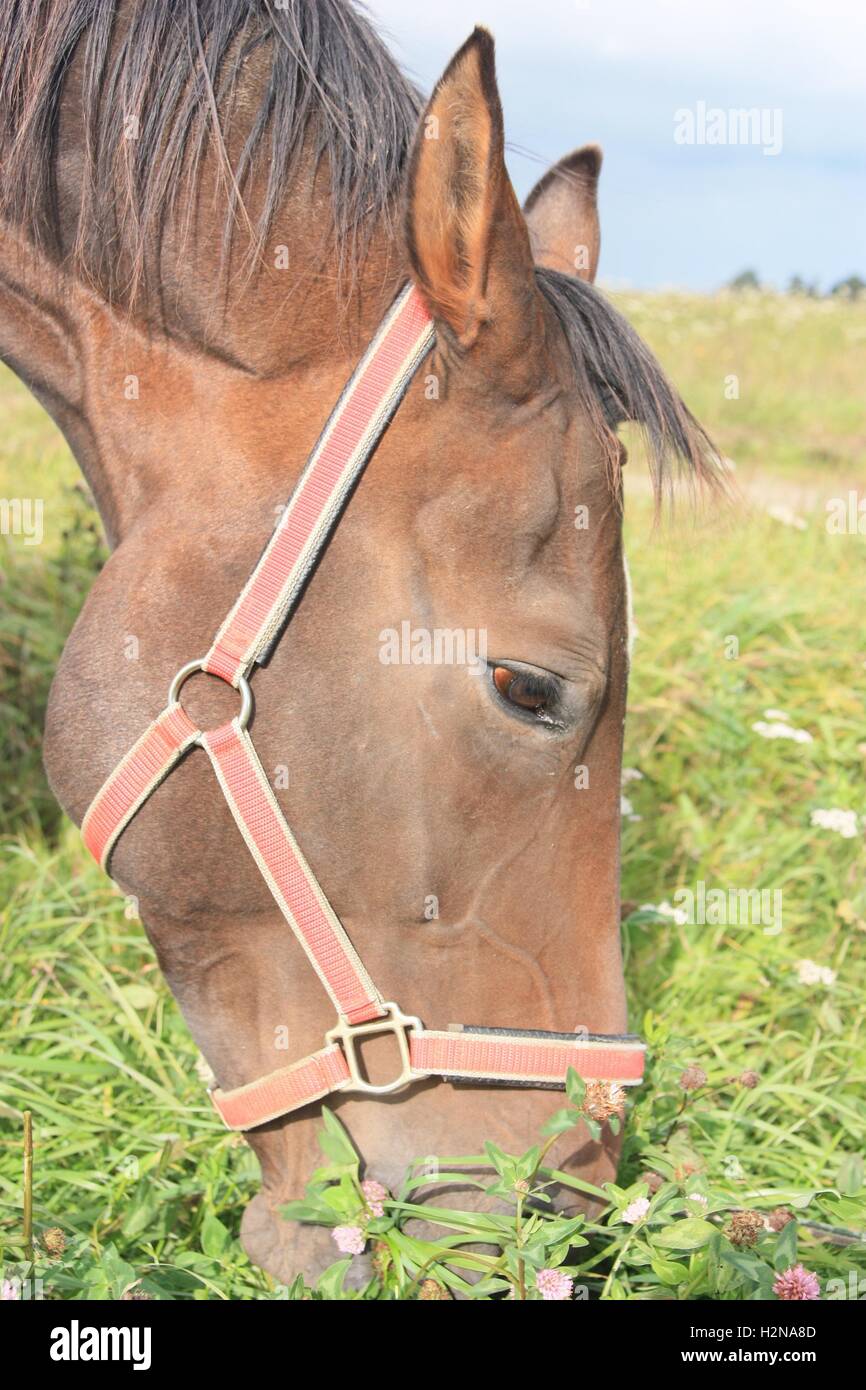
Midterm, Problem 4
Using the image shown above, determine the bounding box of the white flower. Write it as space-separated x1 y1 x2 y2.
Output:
640 900 689 926
767 504 807 531
752 720 813 744
621 795 641 822
795 958 837 988
763 708 789 721
621 768 644 784
687 1193 709 1208
622 1196 650 1224
810 808 860 839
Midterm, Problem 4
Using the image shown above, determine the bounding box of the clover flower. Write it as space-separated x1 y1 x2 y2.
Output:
728 1210 764 1248
679 1065 707 1091
769 1207 794 1231
773 1264 820 1300
622 1196 650 1224
583 1080 626 1123
361 1179 389 1218
535 1268 574 1300
332 1225 366 1255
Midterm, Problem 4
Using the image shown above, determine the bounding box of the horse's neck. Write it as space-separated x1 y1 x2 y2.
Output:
0 214 404 545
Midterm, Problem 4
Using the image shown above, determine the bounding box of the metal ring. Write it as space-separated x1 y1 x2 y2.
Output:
168 658 253 734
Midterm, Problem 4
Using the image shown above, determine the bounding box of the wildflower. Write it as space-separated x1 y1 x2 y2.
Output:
679 1065 707 1091
622 1196 650 1224
687 1193 709 1208
361 1179 389 1218
795 959 837 987
583 1080 626 1123
621 768 643 784
42 1227 66 1258
620 795 641 822
332 1225 366 1256
769 1207 794 1231
641 900 688 926
535 1268 574 1300
763 708 789 721
752 719 812 744
418 1278 449 1300
1 1279 19 1300
738 1070 760 1089
773 1264 820 1301
810 808 859 839
728 1210 764 1248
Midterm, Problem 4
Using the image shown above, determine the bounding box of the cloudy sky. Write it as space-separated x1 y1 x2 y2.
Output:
366 0 865 291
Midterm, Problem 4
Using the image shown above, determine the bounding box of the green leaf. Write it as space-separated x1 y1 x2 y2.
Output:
318 1109 359 1167
773 1217 798 1269
316 1258 353 1299
818 1195 866 1229
516 1146 541 1180
565 1068 586 1106
720 1248 765 1283
650 1254 689 1286
200 1212 230 1258
483 1141 513 1179
121 1188 158 1238
280 1200 332 1224
541 1107 577 1137
836 1154 865 1196
653 1217 718 1251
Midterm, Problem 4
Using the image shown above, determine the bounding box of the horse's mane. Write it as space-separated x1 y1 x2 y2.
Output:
0 0 717 489
537 269 720 494
0 0 420 297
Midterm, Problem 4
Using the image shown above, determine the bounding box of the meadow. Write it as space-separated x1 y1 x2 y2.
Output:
1 291 864 1299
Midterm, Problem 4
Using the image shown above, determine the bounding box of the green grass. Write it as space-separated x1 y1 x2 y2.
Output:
1 292 865 1299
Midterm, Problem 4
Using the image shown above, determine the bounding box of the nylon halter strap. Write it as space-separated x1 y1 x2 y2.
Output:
81 283 645 1131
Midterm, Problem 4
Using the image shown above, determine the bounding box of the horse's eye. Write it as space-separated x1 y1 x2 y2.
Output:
491 665 557 715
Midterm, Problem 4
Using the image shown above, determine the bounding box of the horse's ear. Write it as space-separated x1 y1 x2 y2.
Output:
523 146 602 283
405 28 545 389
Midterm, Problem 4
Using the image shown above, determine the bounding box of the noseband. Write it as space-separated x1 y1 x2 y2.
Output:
82 284 645 1130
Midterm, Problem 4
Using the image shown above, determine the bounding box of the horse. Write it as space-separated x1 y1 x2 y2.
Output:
0 1 717 1283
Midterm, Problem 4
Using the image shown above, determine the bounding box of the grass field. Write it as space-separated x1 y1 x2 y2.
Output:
1 291 865 1299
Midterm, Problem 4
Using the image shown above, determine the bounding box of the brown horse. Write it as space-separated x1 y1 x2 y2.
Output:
0 1 716 1281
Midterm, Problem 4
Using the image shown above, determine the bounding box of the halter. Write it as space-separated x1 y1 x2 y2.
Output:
81 284 645 1130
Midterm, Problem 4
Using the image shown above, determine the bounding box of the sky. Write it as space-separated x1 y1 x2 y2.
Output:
365 0 866 292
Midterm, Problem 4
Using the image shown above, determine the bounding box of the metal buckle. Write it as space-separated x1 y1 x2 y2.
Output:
168 658 253 746
326 1002 422 1096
